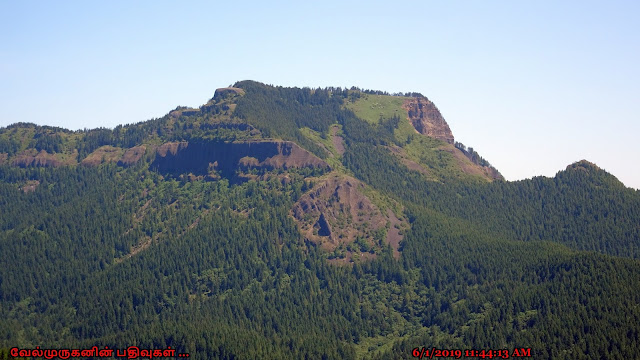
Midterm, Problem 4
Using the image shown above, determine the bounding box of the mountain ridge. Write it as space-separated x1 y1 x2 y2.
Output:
2 80 640 359
1 83 626 190
0 81 518 184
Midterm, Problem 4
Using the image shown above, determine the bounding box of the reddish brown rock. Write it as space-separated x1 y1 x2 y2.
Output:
238 156 260 167
119 145 146 166
330 126 345 156
261 141 329 169
403 97 454 144
156 142 188 157
20 180 40 193
12 149 76 167
291 174 405 259
81 146 123 166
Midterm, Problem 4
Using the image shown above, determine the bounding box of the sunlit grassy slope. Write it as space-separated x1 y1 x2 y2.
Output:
344 93 491 183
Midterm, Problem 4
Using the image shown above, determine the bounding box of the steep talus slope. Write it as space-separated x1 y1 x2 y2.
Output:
330 125 345 156
291 174 405 260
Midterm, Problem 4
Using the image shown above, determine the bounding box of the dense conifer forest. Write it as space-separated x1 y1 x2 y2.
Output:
1 81 639 359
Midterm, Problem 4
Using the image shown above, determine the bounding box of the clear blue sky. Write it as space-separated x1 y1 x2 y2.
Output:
1 1 639 188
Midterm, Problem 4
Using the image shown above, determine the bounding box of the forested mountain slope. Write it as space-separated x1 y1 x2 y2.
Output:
1 81 639 359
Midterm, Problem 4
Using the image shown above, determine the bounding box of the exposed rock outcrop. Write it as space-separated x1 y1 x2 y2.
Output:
20 180 40 193
330 126 345 156
152 140 329 179
291 174 405 259
12 149 77 167
119 146 146 167
81 146 123 166
80 145 146 167
403 97 454 144
0 153 7 165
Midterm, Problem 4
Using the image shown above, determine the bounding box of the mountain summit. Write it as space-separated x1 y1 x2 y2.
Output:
1 81 640 359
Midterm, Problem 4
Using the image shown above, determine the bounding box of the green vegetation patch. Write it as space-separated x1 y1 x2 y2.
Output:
299 126 351 173
344 94 410 125
299 127 334 156
403 137 470 181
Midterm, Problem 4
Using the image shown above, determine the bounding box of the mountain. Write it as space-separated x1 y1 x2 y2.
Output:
1 80 640 359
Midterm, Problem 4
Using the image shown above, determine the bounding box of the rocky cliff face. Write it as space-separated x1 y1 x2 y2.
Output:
151 140 329 179
81 146 123 166
291 174 405 260
404 97 454 144
119 146 146 167
12 149 77 167
80 145 146 167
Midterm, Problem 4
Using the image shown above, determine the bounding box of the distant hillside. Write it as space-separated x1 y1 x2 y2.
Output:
0 81 501 183
1 81 640 359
